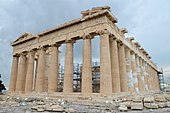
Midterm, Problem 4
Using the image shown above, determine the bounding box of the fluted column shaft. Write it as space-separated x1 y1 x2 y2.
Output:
16 54 27 92
82 35 92 94
48 45 59 93
110 37 121 93
9 56 19 92
35 47 46 92
136 56 142 92
142 60 148 91
139 58 145 91
125 48 133 93
63 40 74 93
154 70 160 90
25 51 35 92
131 53 139 92
118 44 128 92
100 30 112 96
147 64 151 90
143 61 149 91
148 65 153 90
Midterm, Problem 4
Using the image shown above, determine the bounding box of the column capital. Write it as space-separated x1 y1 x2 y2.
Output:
120 28 128 35
51 43 61 47
125 46 131 51
28 50 36 56
109 35 117 40
82 33 93 40
135 54 140 58
38 46 49 51
130 50 136 55
98 29 110 36
65 39 76 44
18 51 27 56
117 41 124 47
13 53 20 57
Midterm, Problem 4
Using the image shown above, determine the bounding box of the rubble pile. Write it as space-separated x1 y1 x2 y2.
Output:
0 92 170 112
117 93 170 112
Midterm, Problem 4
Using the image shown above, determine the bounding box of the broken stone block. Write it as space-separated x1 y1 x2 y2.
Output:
131 102 143 110
144 96 154 103
36 101 45 105
65 108 75 112
144 103 158 109
166 102 170 107
132 96 143 102
37 108 44 112
119 101 131 108
118 105 128 112
31 106 38 111
24 97 35 102
155 95 166 102
45 104 64 112
165 95 170 101
157 102 166 108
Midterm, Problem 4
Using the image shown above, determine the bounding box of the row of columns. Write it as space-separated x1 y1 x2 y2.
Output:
9 30 160 96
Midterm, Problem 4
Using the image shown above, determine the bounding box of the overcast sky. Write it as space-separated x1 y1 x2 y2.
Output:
0 0 170 88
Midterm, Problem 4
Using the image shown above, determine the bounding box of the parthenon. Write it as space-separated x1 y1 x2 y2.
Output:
8 6 160 97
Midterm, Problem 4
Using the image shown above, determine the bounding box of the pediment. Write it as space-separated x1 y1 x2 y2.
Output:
12 32 38 45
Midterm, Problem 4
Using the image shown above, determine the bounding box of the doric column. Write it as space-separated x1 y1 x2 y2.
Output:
81 34 92 95
125 47 134 93
142 60 148 91
25 51 35 93
143 61 149 91
146 64 151 91
35 47 46 92
131 52 139 93
110 36 121 93
148 65 153 90
63 40 74 93
9 55 19 92
99 30 112 96
48 44 60 93
16 53 27 92
139 58 145 91
151 67 155 90
118 43 128 92
136 55 142 92
154 69 160 90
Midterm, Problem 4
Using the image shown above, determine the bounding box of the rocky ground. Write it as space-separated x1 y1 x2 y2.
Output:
0 92 170 113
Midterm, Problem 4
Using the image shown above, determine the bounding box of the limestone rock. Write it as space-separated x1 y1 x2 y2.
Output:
132 96 143 102
15 97 21 102
65 108 75 112
118 105 128 112
166 102 170 107
144 96 154 103
119 101 131 108
24 97 35 102
37 108 44 112
36 101 45 105
131 102 143 110
31 105 45 111
144 103 158 109
157 102 166 108
45 104 64 112
155 95 166 102
165 95 170 101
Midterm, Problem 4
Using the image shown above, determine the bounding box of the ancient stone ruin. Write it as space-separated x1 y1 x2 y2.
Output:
8 6 160 97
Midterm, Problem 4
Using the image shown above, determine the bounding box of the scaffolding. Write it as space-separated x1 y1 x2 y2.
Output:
58 62 100 92
158 68 165 91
